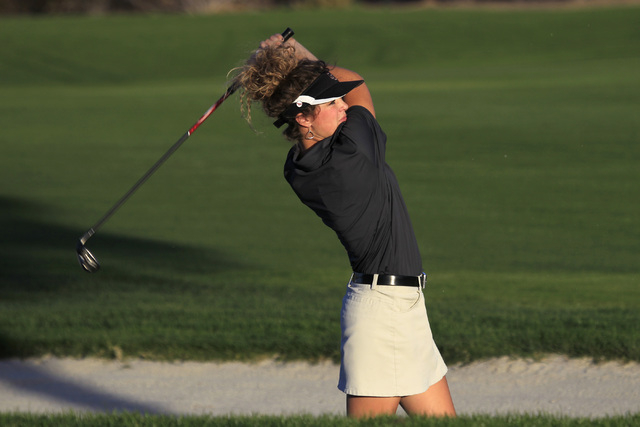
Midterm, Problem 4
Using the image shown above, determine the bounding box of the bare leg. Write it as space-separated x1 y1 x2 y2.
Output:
400 376 456 417
346 395 401 418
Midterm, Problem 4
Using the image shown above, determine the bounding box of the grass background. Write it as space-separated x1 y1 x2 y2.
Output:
1 6 639 364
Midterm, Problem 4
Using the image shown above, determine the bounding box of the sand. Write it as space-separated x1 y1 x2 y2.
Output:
1 355 638 418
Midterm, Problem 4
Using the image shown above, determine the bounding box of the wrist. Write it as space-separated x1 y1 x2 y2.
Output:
290 39 318 61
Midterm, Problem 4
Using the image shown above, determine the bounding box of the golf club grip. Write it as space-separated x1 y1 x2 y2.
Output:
281 27 294 41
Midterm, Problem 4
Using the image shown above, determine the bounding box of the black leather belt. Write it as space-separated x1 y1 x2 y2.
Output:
351 272 426 288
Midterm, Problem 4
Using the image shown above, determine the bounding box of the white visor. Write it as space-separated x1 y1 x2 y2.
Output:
292 95 343 108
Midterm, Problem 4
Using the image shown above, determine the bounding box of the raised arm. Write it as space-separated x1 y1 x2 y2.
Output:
328 66 375 118
262 35 376 117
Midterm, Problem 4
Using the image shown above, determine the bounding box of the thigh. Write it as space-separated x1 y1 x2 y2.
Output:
346 395 401 418
399 376 456 417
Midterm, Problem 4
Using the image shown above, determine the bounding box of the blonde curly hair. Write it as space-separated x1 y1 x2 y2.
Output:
233 44 328 142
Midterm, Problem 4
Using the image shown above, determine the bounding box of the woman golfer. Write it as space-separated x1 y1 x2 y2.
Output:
235 33 456 418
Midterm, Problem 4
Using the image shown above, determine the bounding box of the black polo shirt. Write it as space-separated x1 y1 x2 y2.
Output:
284 106 423 276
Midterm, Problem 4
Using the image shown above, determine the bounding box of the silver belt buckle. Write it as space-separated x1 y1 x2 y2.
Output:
420 272 427 289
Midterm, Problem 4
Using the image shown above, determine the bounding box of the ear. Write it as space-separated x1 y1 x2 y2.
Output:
295 113 312 128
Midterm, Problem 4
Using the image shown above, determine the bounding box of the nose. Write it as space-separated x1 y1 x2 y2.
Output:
338 97 348 110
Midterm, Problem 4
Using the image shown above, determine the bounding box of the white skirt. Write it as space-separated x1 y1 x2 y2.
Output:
338 281 448 397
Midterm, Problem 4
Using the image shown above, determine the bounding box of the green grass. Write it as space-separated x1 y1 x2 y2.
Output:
1 6 639 363
1 413 639 427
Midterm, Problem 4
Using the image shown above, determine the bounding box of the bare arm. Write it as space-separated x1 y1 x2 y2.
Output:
285 37 375 116
259 35 376 116
287 38 318 62
329 66 375 118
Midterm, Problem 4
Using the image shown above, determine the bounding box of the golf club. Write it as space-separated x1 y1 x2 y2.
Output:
76 27 294 273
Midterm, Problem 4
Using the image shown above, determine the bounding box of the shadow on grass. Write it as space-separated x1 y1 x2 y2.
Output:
0 196 257 359
0 346 167 414
0 196 249 293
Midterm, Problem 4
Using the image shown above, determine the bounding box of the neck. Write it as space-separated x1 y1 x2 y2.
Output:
300 138 319 151
300 126 324 150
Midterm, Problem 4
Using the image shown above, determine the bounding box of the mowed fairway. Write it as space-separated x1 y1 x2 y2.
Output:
1 7 638 363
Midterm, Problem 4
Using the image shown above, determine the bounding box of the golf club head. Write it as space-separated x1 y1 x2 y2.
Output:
76 240 100 273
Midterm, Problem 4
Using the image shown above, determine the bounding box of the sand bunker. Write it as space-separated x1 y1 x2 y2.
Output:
1 355 638 417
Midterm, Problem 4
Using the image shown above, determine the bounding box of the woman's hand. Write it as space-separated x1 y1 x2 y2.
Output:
258 34 318 62
259 33 287 50
246 34 286 66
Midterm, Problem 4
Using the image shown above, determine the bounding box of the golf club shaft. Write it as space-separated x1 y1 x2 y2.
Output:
79 85 233 246
79 28 294 246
